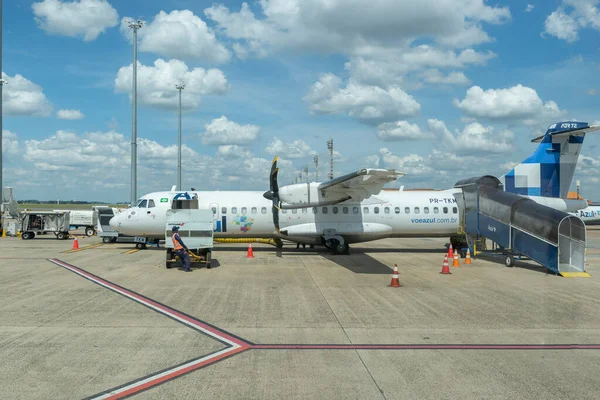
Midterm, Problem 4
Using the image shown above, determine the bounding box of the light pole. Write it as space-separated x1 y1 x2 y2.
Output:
128 19 143 206
327 138 334 180
175 83 185 191
1 0 4 232
313 154 319 182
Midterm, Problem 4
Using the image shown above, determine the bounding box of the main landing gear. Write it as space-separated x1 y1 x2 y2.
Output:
325 238 350 255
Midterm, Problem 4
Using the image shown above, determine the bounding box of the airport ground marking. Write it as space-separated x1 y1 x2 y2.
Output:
47 259 600 399
121 249 140 255
62 243 104 254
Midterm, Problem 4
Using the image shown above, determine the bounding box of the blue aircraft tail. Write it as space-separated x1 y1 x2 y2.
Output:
499 121 600 198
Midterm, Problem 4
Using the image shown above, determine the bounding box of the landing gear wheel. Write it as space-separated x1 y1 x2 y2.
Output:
85 227 95 237
504 255 515 268
335 243 349 255
102 237 111 243
110 237 117 243
166 249 174 269
135 243 147 250
206 251 212 268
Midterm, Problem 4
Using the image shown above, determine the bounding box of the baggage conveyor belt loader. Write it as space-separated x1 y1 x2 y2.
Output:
454 176 588 277
165 209 214 269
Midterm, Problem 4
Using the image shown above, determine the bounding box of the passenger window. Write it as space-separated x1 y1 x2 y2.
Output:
251 207 257 214
384 207 390 214
453 207 458 214
333 207 338 214
138 199 147 208
434 207 439 214
424 207 429 214
343 207 348 214
405 207 410 214
302 208 307 214
313 207 317 214
292 209 297 214
374 207 379 214
261 207 267 214
363 207 369 214
211 207 217 214
232 207 238 214
443 207 448 213
148 199 156 208
221 207 227 214
414 207 420 214
352 207 358 214
322 207 328 214
242 207 247 214
395 207 400 214
282 209 287 214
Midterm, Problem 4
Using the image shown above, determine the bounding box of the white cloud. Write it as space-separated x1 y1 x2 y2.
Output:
205 0 510 57
121 11 230 64
32 0 118 41
420 69 470 85
265 137 315 158
364 155 380 168
428 118 514 154
201 116 260 145
376 121 433 141
216 145 252 159
344 47 492 88
543 0 600 42
57 109 84 120
378 149 434 176
453 84 566 125
588 88 598 96
526 4 535 12
2 130 19 155
1 72 52 116
304 73 420 124
114 59 229 110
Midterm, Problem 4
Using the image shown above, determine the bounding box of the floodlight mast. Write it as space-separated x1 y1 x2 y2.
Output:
128 19 143 206
175 83 185 191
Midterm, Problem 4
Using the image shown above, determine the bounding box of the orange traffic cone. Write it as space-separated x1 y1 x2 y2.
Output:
246 243 254 258
72 237 79 250
452 252 460 267
388 264 401 287
440 255 451 274
464 248 472 264
447 244 454 260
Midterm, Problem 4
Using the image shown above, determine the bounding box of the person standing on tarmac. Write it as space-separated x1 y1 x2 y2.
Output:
172 226 192 272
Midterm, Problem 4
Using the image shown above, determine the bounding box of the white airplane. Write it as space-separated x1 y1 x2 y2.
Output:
109 121 599 253
570 205 600 225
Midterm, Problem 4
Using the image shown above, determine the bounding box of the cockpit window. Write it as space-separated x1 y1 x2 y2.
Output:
138 199 147 208
135 199 144 207
148 199 156 208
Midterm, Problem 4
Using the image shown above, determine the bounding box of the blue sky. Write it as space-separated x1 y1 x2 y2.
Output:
2 0 600 203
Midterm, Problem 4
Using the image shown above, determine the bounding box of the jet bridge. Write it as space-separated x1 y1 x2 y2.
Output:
455 176 587 276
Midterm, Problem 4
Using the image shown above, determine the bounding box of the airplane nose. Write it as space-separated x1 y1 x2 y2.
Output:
109 215 120 232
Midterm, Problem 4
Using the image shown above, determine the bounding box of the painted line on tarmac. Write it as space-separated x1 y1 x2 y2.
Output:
121 249 140 255
47 259 249 347
62 243 104 254
48 258 252 399
46 259 600 399
88 346 249 400
252 343 600 350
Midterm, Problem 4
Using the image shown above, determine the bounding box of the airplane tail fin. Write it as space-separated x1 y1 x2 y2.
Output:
499 121 600 198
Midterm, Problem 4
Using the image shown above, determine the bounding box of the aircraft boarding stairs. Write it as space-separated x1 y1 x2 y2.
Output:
454 176 588 277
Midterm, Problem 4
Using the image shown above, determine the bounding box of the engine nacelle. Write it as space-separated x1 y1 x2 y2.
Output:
526 196 587 213
278 183 350 208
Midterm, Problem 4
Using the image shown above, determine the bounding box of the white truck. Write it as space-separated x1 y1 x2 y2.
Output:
54 209 98 236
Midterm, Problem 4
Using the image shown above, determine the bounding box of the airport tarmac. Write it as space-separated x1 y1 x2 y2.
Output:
1 229 600 399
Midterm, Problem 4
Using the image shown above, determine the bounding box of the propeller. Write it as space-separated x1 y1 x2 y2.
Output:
263 156 281 233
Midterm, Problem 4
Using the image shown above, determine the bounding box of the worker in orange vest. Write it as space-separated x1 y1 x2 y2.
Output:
172 225 191 272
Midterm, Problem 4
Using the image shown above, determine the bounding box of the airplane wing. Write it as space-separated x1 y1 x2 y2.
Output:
317 169 405 202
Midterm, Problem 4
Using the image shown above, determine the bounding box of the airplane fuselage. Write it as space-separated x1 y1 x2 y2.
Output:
110 189 462 243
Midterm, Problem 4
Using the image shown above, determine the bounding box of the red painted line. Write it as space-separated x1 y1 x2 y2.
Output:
252 344 600 350
48 258 249 348
97 346 249 400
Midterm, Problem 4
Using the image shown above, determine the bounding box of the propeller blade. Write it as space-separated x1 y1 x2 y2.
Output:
269 156 280 233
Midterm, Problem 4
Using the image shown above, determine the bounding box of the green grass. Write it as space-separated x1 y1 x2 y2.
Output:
18 203 129 211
